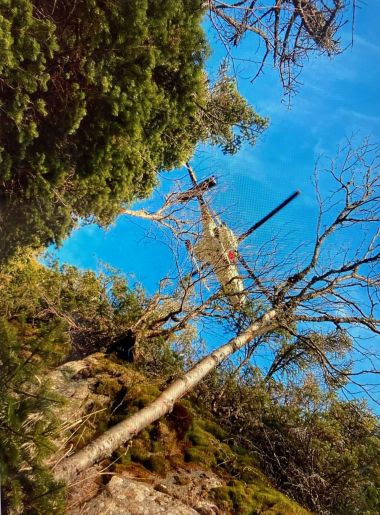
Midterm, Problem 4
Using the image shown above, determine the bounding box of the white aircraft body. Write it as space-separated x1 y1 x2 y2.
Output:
192 201 246 308
179 167 246 308
180 164 300 310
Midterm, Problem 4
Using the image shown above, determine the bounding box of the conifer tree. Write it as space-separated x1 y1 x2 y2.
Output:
0 319 66 513
0 255 143 511
0 0 208 259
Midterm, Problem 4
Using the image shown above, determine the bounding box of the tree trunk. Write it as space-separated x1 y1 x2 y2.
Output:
53 308 278 483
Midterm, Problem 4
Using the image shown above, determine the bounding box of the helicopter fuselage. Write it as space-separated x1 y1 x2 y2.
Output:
193 203 246 309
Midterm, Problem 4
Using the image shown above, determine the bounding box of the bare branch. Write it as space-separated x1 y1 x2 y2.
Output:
58 138 379 484
207 1 349 97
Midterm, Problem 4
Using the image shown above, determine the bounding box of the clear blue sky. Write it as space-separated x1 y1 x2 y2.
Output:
48 3 380 402
50 2 380 286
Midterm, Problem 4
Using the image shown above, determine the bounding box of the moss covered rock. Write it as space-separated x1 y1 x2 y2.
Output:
52 354 310 514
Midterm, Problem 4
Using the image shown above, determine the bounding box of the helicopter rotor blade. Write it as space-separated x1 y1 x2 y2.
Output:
238 190 300 243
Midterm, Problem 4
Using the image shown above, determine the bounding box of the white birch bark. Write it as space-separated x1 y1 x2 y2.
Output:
53 308 278 483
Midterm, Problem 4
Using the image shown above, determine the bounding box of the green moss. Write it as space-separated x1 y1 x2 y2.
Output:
228 482 248 511
151 440 162 453
230 450 265 483
140 428 153 441
145 454 169 475
187 424 213 446
112 447 131 467
133 393 156 409
127 436 169 475
64 356 163 451
126 382 161 409
89 354 131 377
94 375 121 397
212 482 309 515
249 484 307 515
63 356 309 514
184 419 234 471
184 446 217 468
182 414 309 514
184 420 221 468
130 441 150 463
212 486 231 503
198 419 227 441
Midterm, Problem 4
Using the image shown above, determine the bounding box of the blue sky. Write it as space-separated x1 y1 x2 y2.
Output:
51 2 380 286
48 3 380 402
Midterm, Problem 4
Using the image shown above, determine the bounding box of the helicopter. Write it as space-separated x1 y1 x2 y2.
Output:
178 163 300 309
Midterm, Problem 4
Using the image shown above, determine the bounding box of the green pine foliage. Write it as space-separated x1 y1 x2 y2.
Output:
0 1 269 263
194 63 269 154
0 255 144 357
0 255 144 512
0 319 66 513
0 256 71 512
0 0 208 260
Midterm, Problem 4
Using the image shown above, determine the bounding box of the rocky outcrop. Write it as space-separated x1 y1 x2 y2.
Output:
78 476 198 515
48 355 222 514
48 354 309 515
68 467 222 515
47 353 145 466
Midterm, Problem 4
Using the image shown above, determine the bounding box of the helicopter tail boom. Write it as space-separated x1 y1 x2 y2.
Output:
175 176 217 203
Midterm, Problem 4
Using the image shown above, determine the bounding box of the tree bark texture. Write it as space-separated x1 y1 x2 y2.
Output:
54 308 278 483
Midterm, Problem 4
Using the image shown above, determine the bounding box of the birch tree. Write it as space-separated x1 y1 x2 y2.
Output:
53 137 379 483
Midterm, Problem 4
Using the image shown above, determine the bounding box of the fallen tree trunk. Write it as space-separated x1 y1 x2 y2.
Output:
53 308 278 483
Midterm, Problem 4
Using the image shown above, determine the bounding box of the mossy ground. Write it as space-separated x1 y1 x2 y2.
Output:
65 355 310 514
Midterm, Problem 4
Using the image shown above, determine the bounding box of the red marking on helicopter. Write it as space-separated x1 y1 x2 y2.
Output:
227 249 236 263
